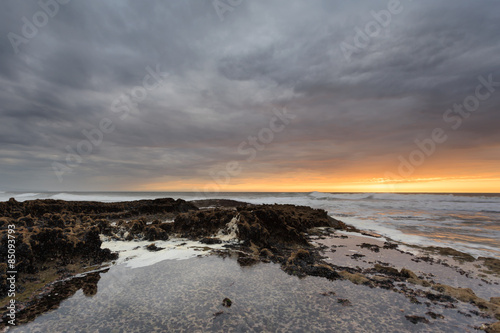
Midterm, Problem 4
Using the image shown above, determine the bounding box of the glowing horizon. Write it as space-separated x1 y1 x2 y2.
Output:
135 175 500 193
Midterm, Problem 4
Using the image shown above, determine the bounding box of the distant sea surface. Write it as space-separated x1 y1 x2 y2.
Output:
2 191 499 258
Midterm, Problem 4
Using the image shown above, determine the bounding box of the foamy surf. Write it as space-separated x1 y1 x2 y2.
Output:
216 215 240 241
101 238 229 269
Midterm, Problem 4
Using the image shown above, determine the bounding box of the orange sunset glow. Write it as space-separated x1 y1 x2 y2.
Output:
137 176 500 193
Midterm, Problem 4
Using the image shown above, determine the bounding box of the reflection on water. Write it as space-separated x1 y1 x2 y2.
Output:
12 256 492 333
397 222 500 256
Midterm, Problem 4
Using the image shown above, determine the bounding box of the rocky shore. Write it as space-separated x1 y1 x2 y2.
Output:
1 197 499 332
0 197 197 321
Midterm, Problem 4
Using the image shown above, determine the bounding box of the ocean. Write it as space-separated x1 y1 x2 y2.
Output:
2 191 499 259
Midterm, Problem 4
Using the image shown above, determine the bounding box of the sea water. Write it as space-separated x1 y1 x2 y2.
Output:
2 191 499 258
9 256 487 333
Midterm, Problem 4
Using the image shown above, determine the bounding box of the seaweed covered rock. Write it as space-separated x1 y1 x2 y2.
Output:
485 321 500 333
144 225 169 241
0 197 196 301
173 204 343 280
29 227 75 261
173 204 344 248
238 204 343 247
283 249 340 279
373 264 401 276
190 199 249 209
480 257 500 275
0 197 197 220
174 209 235 238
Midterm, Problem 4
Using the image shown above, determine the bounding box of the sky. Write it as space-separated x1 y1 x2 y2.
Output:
1 0 500 193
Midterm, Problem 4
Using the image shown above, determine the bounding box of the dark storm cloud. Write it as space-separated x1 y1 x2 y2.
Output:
0 0 499 190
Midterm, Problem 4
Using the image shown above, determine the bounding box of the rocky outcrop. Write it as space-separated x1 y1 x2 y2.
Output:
173 204 345 280
174 204 343 247
0 197 197 220
173 209 235 239
189 199 250 209
0 197 198 301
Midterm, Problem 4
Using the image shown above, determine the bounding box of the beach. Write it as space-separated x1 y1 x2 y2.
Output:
1 193 499 332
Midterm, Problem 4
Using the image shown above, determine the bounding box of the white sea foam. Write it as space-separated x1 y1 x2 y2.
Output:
101 239 227 269
309 191 500 203
49 193 149 202
216 215 240 241
8 193 41 201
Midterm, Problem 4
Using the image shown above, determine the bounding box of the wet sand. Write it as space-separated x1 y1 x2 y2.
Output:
313 231 500 300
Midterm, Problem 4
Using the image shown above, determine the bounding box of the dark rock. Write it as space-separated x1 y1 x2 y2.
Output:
173 204 345 280
287 249 315 265
190 199 249 208
259 248 274 258
96 219 112 235
237 255 259 266
158 223 173 233
374 264 400 276
337 298 352 306
320 291 336 296
485 321 500 333
129 220 146 233
383 242 398 249
200 237 222 245
144 225 169 241
400 268 418 279
18 215 34 227
358 243 380 252
307 264 341 280
29 228 74 261
173 204 342 249
146 243 164 252
425 292 456 303
405 315 430 324
480 257 500 274
222 298 232 307
457 310 472 317
409 296 421 304
0 197 197 220
426 311 444 319
351 253 365 259
174 209 234 239
425 246 475 262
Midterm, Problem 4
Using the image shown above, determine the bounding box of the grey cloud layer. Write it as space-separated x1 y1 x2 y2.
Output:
1 0 499 190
